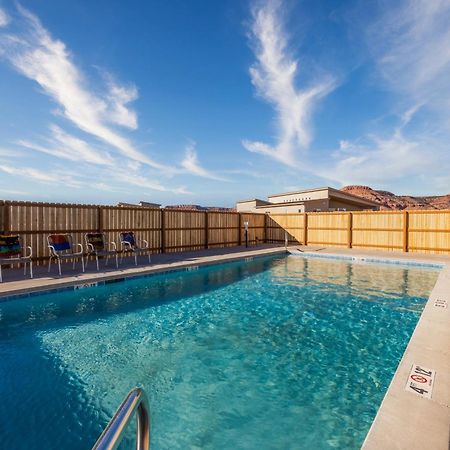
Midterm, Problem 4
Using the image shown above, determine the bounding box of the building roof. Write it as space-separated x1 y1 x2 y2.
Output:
327 187 380 206
236 198 271 204
266 186 379 207
267 186 330 198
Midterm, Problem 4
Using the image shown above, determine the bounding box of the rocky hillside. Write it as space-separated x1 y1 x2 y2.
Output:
165 204 235 212
341 185 450 210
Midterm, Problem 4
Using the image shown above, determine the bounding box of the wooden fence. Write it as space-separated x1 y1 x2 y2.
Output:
268 210 450 254
1 200 449 262
0 200 265 263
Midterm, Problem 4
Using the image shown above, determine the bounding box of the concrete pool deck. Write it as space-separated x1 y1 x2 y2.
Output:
0 244 286 299
0 244 449 449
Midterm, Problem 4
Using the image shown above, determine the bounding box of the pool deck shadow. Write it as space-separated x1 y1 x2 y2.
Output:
0 244 286 298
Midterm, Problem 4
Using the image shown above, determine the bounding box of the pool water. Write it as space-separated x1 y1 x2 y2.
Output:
0 255 439 449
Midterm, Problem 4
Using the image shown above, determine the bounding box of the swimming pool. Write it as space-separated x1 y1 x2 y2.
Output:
0 255 439 449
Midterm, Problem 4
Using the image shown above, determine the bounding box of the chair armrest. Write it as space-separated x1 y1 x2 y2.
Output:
121 241 132 249
48 244 57 256
87 243 95 253
137 239 149 248
110 241 117 251
76 243 84 253
27 245 33 258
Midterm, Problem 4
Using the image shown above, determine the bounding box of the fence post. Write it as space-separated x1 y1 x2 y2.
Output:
97 206 103 232
403 210 409 252
347 212 353 248
263 213 267 244
204 211 209 249
238 213 242 246
303 213 308 246
161 209 166 253
2 200 10 233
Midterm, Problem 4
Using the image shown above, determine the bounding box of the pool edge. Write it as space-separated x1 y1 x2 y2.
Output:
0 247 288 301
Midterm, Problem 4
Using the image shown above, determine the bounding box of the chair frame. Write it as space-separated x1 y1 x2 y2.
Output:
47 234 85 276
0 235 33 283
85 232 118 271
119 231 151 266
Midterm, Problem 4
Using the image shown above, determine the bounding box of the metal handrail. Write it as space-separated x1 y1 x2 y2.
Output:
92 387 150 450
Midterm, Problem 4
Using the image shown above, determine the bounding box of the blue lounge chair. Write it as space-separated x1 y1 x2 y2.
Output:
48 234 84 275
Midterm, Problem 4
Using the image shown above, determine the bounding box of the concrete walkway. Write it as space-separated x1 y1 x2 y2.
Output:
0 244 286 298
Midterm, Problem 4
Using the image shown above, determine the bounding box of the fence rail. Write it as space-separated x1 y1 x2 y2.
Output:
1 200 449 262
269 210 450 254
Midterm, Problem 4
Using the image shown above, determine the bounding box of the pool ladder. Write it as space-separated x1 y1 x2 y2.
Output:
92 387 150 450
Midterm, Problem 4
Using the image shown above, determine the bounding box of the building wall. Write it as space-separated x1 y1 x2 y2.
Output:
268 188 328 204
236 200 258 212
328 199 378 211
257 204 306 213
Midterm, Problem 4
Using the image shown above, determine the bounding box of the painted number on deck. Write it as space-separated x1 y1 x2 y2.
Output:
405 364 435 399
434 298 448 309
74 282 98 289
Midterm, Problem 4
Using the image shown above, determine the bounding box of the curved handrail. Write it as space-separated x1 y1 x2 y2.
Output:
92 387 150 450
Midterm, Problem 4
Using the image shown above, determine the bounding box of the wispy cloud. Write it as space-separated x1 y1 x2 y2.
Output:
320 131 425 186
368 0 450 116
17 125 115 166
0 164 78 186
316 107 447 189
243 0 335 166
181 142 229 181
0 148 24 158
0 8 9 27
0 5 170 171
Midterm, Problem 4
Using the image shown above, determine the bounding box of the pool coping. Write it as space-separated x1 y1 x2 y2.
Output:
0 246 288 301
288 247 450 450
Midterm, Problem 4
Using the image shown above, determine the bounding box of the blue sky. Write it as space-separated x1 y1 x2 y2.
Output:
0 0 449 206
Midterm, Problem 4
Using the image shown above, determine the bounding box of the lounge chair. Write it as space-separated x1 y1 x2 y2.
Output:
0 235 33 282
119 231 151 266
47 234 84 275
85 232 118 270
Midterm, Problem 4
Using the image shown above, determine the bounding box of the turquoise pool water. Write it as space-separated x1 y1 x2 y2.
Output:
0 255 439 449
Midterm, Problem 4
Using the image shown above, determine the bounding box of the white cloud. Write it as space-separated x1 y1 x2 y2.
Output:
105 75 138 129
0 5 171 171
243 0 335 166
315 105 447 188
0 9 9 27
18 125 115 166
0 164 82 187
368 0 450 115
0 148 24 158
319 131 426 185
181 142 229 181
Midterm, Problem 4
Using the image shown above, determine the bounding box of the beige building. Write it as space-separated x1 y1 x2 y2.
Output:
236 187 379 213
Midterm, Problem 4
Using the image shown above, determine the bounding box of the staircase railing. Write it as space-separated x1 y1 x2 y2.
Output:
92 387 150 450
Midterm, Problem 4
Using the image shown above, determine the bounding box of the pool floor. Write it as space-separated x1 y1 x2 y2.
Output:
0 255 439 449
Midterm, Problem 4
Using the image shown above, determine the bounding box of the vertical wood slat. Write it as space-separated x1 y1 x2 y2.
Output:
304 213 308 246
3 200 10 233
238 213 242 246
348 212 352 248
204 212 209 249
403 210 409 252
161 209 166 253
